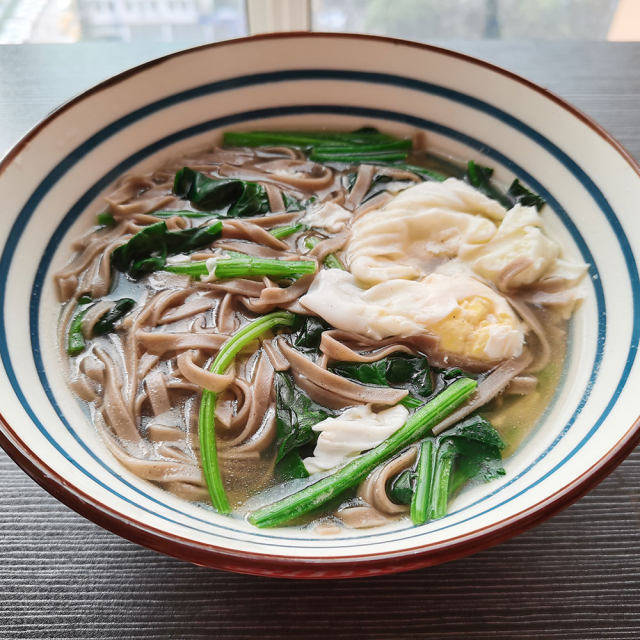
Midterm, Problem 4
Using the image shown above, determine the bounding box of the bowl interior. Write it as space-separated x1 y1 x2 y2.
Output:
1 34 639 576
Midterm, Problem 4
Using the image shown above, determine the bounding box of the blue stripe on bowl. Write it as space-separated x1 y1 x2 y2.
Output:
0 68 635 549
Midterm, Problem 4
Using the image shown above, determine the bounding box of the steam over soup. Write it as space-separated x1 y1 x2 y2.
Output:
55 129 587 530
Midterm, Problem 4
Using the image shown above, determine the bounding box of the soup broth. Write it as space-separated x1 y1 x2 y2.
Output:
54 128 586 530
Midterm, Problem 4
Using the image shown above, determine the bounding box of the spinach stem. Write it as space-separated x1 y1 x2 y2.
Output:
165 256 316 280
429 441 456 520
152 209 218 219
248 377 477 527
310 151 408 163
399 395 423 409
223 130 407 149
199 311 297 513
304 236 345 270
269 223 306 239
410 440 434 525
67 308 88 356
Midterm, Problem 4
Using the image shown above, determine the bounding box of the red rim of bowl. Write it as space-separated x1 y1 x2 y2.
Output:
1 32 639 579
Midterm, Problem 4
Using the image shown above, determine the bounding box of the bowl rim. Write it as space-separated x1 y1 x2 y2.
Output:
1 31 639 579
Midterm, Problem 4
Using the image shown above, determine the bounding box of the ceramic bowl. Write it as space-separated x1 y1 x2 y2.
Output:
1 33 639 578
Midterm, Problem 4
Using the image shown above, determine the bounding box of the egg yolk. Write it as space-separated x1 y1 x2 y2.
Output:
430 296 520 361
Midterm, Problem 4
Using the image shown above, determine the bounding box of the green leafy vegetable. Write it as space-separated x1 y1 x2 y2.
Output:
92 298 135 336
386 414 505 525
224 128 412 165
444 415 506 494
429 438 457 520
275 450 310 482
466 160 493 189
199 311 298 513
304 236 345 270
151 209 220 219
111 221 222 278
312 141 411 155
466 161 513 208
387 468 414 505
410 439 434 524
223 128 407 149
269 223 306 239
310 150 409 164
508 178 546 211
468 161 545 211
67 307 89 356
274 372 334 466
330 354 432 409
165 255 315 280
66 297 135 356
248 377 477 528
173 167 272 217
291 315 331 354
96 211 116 227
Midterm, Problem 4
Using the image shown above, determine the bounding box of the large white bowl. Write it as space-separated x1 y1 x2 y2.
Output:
1 33 639 578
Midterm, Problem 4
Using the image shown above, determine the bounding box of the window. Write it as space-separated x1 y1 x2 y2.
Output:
312 0 624 41
0 0 637 45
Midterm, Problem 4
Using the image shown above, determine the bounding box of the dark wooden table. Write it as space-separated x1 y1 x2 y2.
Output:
1 40 639 639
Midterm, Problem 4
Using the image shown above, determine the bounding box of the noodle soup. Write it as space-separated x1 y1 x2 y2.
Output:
54 128 586 530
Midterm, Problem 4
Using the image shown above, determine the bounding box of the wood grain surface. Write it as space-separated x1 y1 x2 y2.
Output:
1 40 639 639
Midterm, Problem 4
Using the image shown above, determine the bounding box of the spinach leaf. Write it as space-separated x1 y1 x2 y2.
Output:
275 450 310 482
291 315 331 354
111 221 222 278
466 160 514 208
66 297 136 356
466 160 493 188
92 298 136 336
508 178 546 211
229 181 270 217
444 415 506 494
173 167 270 216
330 354 432 406
387 468 414 505
274 372 334 464
466 162 545 211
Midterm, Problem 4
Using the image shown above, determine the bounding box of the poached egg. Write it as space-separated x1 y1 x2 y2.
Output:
299 269 525 364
